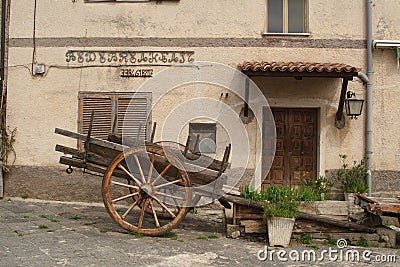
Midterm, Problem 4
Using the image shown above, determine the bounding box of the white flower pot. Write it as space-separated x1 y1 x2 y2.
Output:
266 217 295 248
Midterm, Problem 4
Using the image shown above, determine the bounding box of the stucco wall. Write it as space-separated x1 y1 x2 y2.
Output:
4 0 400 200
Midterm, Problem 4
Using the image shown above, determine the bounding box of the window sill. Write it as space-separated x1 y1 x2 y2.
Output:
262 32 311 37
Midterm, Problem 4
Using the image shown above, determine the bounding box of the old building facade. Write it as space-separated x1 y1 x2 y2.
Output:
2 0 400 201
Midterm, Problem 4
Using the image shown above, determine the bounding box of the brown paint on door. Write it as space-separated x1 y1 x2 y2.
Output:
262 108 318 188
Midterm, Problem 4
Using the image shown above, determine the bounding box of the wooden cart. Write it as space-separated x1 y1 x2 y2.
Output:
55 120 231 236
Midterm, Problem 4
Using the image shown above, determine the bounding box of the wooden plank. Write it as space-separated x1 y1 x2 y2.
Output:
55 145 84 158
297 211 375 233
300 201 348 216
55 128 127 152
240 220 266 234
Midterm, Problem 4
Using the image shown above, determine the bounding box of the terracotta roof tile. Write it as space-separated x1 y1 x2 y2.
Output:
239 61 361 74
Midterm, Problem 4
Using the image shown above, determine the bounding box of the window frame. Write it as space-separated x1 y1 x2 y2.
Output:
264 0 309 36
188 122 217 154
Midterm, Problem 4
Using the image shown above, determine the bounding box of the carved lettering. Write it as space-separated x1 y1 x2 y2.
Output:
65 50 195 65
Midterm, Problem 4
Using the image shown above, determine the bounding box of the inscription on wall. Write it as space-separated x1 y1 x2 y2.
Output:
65 50 195 65
120 68 154 78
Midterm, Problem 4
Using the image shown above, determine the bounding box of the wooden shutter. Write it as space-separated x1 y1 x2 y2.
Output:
79 94 113 141
116 95 151 140
78 92 152 148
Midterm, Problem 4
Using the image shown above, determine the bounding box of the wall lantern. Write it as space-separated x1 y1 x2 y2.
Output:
345 91 364 119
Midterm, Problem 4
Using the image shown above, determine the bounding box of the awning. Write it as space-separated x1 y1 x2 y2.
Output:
239 61 361 78
238 61 363 129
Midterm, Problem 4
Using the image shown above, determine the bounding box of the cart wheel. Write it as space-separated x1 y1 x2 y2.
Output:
102 144 191 236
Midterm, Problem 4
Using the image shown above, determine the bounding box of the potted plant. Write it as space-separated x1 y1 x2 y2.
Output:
263 185 299 248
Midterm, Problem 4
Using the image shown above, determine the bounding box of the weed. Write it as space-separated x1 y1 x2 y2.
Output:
197 235 208 240
21 195 28 200
378 236 388 243
207 235 219 239
84 222 96 226
161 231 175 238
69 215 80 220
127 229 144 238
22 215 29 219
99 229 108 233
189 208 198 214
49 218 60 223
324 234 336 246
40 215 59 223
177 239 184 243
300 233 312 245
357 236 369 247
309 245 319 250
38 225 48 230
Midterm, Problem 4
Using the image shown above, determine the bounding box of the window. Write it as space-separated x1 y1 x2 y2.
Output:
188 123 216 154
78 92 152 148
266 0 308 34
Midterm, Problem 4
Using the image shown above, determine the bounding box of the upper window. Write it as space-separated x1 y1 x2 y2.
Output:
266 0 308 34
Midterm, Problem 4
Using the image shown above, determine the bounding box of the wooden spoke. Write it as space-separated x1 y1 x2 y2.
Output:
148 199 160 228
133 154 147 184
138 198 147 228
117 164 142 186
111 180 140 190
147 153 155 183
153 179 181 189
152 196 177 218
151 163 172 186
121 196 141 220
155 191 185 201
111 192 139 204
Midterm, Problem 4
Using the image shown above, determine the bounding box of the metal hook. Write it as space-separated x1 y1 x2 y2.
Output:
66 166 73 174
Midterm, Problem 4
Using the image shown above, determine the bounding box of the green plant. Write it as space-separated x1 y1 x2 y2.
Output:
240 185 299 218
299 176 334 201
324 234 337 246
300 233 313 245
207 235 219 239
297 186 321 202
38 225 48 230
263 185 299 218
127 229 144 238
357 236 369 247
69 215 80 220
161 232 175 238
99 229 108 233
197 235 208 240
337 155 368 193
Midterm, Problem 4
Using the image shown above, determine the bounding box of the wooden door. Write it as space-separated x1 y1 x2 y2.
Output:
262 108 317 188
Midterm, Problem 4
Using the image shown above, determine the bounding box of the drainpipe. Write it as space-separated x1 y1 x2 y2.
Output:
365 0 373 197
0 0 6 199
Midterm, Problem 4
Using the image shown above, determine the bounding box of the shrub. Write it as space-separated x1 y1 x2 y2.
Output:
337 154 368 193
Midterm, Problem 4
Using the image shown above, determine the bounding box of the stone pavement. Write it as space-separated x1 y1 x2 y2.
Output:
0 198 399 267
